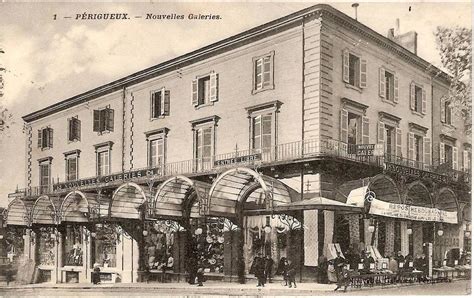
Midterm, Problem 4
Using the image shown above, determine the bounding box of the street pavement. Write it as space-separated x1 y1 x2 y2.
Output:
0 279 470 296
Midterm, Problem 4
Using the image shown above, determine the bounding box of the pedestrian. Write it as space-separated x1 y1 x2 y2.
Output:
276 257 289 286
389 254 398 273
317 254 328 284
333 251 348 292
264 255 274 283
253 252 266 287
187 254 198 285
92 263 101 285
196 261 205 286
286 259 297 288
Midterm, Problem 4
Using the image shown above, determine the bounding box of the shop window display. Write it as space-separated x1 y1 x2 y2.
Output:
143 220 182 271
191 217 226 274
93 223 117 268
4 227 25 263
63 225 83 266
37 227 56 266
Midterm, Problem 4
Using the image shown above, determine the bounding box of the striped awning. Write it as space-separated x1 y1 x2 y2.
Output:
208 167 299 217
4 198 31 226
111 182 150 219
152 176 211 219
31 195 59 225
59 191 100 223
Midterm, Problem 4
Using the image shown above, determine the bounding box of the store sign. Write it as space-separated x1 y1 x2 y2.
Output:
214 153 261 166
369 198 458 224
384 162 449 184
53 167 161 191
356 144 375 156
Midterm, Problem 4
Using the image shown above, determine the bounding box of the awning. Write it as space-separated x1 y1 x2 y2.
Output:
59 191 100 223
31 195 59 225
151 176 211 220
244 196 363 215
110 182 150 220
4 198 32 226
209 167 299 217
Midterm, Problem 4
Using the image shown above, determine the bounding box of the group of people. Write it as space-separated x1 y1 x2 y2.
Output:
250 254 297 288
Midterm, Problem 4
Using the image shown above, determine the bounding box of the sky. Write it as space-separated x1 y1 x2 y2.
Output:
0 1 471 208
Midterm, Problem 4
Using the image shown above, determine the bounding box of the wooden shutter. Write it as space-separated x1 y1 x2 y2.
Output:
48 128 53 148
394 76 399 103
362 116 369 144
192 79 198 106
37 129 42 148
75 118 81 141
150 92 156 118
453 146 458 170
163 90 170 116
342 50 349 83
440 142 446 165
93 110 100 132
379 67 386 98
396 128 402 157
159 88 166 116
67 118 72 141
340 109 348 143
421 89 427 114
450 104 454 125
408 132 415 160
410 82 416 111
360 59 367 88
263 56 272 88
463 150 470 171
377 122 385 145
210 72 218 102
106 108 114 131
440 97 446 123
423 137 431 168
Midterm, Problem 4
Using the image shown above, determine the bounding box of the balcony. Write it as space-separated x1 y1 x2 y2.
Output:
10 138 469 198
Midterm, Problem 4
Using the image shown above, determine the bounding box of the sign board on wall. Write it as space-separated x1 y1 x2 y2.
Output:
369 198 458 224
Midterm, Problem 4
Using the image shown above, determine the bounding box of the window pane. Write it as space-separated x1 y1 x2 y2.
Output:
349 54 360 86
203 128 212 146
347 113 359 145
262 114 272 135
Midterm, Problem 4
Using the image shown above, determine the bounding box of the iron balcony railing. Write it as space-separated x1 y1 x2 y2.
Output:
12 138 469 197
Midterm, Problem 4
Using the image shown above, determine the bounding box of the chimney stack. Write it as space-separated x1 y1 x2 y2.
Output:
386 19 418 55
351 3 359 21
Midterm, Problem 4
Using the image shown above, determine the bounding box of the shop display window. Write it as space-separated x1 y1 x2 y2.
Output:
93 223 117 268
63 225 83 266
191 217 226 274
5 227 25 263
143 220 181 271
37 227 56 266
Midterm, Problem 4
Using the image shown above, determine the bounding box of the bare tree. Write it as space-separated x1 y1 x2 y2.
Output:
435 26 472 135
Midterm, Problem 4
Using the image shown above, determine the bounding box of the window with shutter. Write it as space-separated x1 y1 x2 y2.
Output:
66 155 78 181
93 110 100 132
362 116 369 144
453 146 458 170
440 97 446 123
377 122 385 145
48 128 53 148
340 109 348 143
348 53 360 87
379 68 386 98
463 150 471 171
440 142 446 165
342 50 349 83
359 59 367 88
423 137 431 169
421 89 427 114
252 51 274 93
394 76 399 103
209 72 218 102
38 129 42 148
163 90 170 116
39 161 51 194
396 128 402 158
159 87 165 116
408 132 415 161
410 83 416 111
106 108 114 131
68 117 81 142
192 79 198 106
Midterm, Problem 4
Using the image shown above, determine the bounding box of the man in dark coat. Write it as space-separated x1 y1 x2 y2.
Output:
318 254 328 284
264 255 274 283
253 253 266 287
333 252 348 292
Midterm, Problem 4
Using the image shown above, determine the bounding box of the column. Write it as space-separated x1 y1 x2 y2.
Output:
121 233 139 283
53 231 62 284
323 211 334 257
303 210 318 266
363 219 372 247
400 221 409 256
413 222 423 256
384 220 395 257
81 228 90 283
347 214 360 245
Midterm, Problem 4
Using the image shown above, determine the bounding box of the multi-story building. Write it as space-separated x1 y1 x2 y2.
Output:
3 4 470 284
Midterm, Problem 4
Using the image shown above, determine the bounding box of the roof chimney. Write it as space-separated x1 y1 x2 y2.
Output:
387 19 418 55
351 3 359 21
